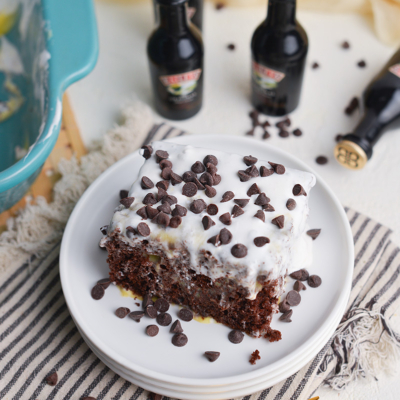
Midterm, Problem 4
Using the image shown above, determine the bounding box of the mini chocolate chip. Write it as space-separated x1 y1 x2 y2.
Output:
231 205 244 218
205 351 220 362
243 155 258 166
342 40 350 49
45 372 58 386
136 222 151 237
316 156 328 165
183 170 196 182
206 162 218 176
219 228 232 244
357 60 366 68
279 130 289 138
119 189 129 199
231 244 247 258
279 299 291 313
213 174 222 185
172 204 187 217
227 43 235 50
271 215 284 229
143 293 154 308
161 167 172 180
170 172 183 185
286 199 296 210
91 284 105 300
129 310 145 322
191 161 205 174
136 206 148 220
115 307 130 318
254 236 270 247
145 305 158 319
335 134 344 142
141 145 153 159
97 278 111 289
159 159 172 169
247 183 260 196
262 203 275 212
157 188 167 202
141 176 154 190
193 177 205 190
279 310 293 322
307 229 321 240
254 193 270 206
262 120 271 127
143 193 157 205
190 199 206 214
308 275 322 288
155 150 169 163
219 212 232 225
154 298 169 312
312 62 320 69
289 269 309 281
221 191 234 202
293 128 302 137
254 210 265 222
182 182 198 197
203 155 218 166
234 199 249 208
169 216 182 228
207 204 218 215
246 129 255 136
153 212 170 227
228 330 244 344
126 226 135 238
200 172 214 186
294 280 307 292
293 184 307 196
249 110 259 120
146 205 159 219
146 325 159 337
172 333 188 347
276 118 290 128
246 165 259 177
157 312 172 326
345 97 359 115
163 194 178 205
268 162 285 175
263 130 271 139
100 225 108 235
178 308 193 321
120 197 135 208
207 234 221 246
260 166 274 177
157 202 171 214
238 171 251 182
202 215 216 230
286 290 301 306
205 185 217 198
156 180 169 191
170 320 183 333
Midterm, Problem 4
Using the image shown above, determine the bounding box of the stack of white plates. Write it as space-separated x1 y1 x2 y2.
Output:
60 136 354 399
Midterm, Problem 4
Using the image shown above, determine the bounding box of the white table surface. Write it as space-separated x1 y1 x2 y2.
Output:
68 2 400 398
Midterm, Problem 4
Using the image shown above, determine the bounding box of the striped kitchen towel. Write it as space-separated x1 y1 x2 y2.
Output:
1 108 400 400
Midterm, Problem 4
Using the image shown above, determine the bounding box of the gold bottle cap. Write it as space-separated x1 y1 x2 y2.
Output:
334 140 368 170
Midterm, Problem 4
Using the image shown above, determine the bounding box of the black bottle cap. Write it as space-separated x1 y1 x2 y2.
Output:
156 0 187 5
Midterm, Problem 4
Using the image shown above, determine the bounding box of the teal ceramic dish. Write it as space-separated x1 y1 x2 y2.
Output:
0 0 98 213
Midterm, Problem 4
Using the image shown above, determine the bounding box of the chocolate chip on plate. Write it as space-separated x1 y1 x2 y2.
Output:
137 222 151 237
172 333 188 347
286 290 301 306
141 176 154 190
129 310 145 322
307 229 321 240
268 162 285 175
172 204 187 217
316 156 328 165
245 165 259 177
357 60 367 68
293 184 307 196
146 325 159 337
254 236 270 247
143 193 157 205
312 62 320 69
247 183 261 196
254 210 265 222
289 269 309 281
143 293 154 308
279 310 293 322
141 145 153 159
169 216 182 228
308 275 322 288
207 204 218 215
345 97 359 115
120 196 135 208
227 43 235 51
219 212 232 225
170 320 184 333
145 305 158 319
271 215 284 229
234 199 249 208
157 312 172 327
190 199 206 214
119 189 129 199
204 351 220 362
342 40 350 49
260 166 274 177
231 205 244 218
178 308 193 322
279 130 289 138
91 284 105 300
115 307 130 318
191 161 205 174
263 130 271 139
221 191 234 202
205 185 217 198
254 193 270 206
243 155 258 166
203 155 218 166
97 278 111 289
228 330 244 344
294 280 307 292
286 198 296 210
155 150 169 163
45 372 58 386
154 298 170 313
159 159 172 170
202 215 216 230
219 228 232 244
279 299 291 313
292 128 302 137
231 244 247 258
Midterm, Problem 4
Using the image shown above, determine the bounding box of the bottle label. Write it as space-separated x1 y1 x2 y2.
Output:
252 60 285 96
159 69 202 104
389 64 400 79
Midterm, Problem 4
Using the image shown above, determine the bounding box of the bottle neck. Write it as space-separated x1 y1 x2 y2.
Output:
158 3 189 34
265 0 296 28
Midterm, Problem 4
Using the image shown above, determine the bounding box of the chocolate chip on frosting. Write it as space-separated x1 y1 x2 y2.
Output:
161 167 172 180
213 174 222 185
205 185 217 198
159 159 172 170
246 165 259 178
254 210 265 222
172 204 187 217
289 269 309 281
231 244 247 258
247 183 261 197
200 172 214 186
231 205 244 218
100 225 108 235
262 203 275 212
126 226 135 238
137 222 151 237
120 197 135 208
157 202 171 214
293 184 307 196
254 193 270 206
156 180 169 191
203 155 218 166
286 198 296 210
182 182 198 197
119 189 129 199
206 162 218 176
163 194 178 205
254 236 270 247
260 166 274 177
182 171 196 182
219 212 232 225
169 215 182 228
155 150 169 163
202 216 216 230
190 199 206 214
191 161 205 174
234 199 249 208
271 215 285 229
207 204 218 216
141 145 153 159
307 229 321 240
221 191 234 202
193 177 205 190
157 187 167 202
170 172 183 185
268 162 285 174
153 212 170 227
238 171 251 182
146 205 159 219
141 176 154 189
243 155 258 166
219 228 232 244
207 234 221 246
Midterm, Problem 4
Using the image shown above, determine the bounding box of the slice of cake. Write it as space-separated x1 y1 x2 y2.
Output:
101 141 316 341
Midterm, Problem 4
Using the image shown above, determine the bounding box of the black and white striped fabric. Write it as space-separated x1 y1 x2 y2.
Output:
1 124 399 400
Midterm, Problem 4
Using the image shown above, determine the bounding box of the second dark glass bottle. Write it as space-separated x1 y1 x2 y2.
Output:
148 0 204 120
251 0 308 116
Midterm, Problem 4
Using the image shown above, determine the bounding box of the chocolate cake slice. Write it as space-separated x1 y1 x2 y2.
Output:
101 142 316 341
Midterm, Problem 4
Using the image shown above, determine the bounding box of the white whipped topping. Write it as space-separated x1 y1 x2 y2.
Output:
108 141 316 299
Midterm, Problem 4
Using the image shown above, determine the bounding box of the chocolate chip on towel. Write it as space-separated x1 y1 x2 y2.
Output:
146 325 159 337
115 307 130 318
91 284 105 300
294 281 307 292
308 275 322 288
172 333 188 347
231 244 247 258
279 310 293 322
289 269 309 281
178 308 193 322
307 229 321 240
157 312 172 327
45 372 58 386
286 290 301 306
170 320 183 333
228 330 244 344
154 298 170 313
205 351 220 362
129 311 145 322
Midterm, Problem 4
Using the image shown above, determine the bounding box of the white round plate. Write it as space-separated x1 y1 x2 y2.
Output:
60 135 354 397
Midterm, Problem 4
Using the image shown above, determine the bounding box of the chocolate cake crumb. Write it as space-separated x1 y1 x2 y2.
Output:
249 350 261 365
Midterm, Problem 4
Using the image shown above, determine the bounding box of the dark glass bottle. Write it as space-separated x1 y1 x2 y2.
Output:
335 48 400 169
148 0 204 120
250 0 308 116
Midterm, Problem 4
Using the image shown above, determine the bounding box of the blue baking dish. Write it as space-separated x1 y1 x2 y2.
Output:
0 0 98 213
